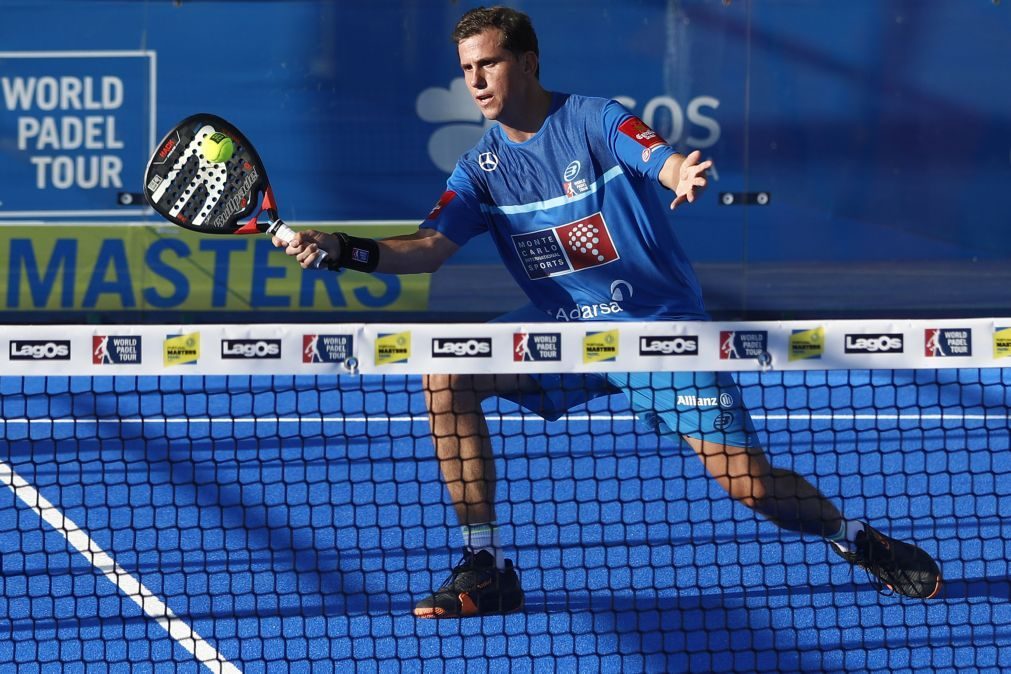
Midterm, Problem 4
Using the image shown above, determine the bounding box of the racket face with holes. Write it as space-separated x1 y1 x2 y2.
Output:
144 114 273 235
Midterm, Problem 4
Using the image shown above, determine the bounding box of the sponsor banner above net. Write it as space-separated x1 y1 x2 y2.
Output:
0 319 1008 376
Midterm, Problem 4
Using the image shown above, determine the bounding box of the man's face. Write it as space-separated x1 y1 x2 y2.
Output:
457 28 530 122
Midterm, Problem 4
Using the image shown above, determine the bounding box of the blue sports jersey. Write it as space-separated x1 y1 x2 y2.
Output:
422 93 707 322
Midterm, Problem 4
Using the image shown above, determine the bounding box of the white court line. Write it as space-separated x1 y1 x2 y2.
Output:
0 413 1006 424
0 460 242 674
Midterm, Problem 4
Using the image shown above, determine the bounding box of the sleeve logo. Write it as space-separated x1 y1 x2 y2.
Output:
618 116 668 161
426 190 457 220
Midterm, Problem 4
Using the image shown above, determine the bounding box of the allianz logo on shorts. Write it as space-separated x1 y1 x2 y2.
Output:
511 212 619 280
677 392 735 408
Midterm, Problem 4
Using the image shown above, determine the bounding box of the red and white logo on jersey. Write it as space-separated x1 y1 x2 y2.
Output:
511 212 619 280
618 116 668 161
426 190 457 220
556 214 619 271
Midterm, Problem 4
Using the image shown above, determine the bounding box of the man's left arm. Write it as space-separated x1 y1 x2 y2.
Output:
602 101 713 210
657 150 713 210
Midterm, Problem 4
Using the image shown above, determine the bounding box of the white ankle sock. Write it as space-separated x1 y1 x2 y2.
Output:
828 519 865 553
461 522 502 568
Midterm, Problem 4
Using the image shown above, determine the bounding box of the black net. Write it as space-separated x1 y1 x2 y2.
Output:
1 365 1009 671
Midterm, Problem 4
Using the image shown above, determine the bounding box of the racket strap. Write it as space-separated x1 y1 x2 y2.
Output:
334 232 380 273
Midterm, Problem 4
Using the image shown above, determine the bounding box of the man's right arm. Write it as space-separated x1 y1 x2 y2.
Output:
375 227 459 273
277 166 482 274
272 226 459 274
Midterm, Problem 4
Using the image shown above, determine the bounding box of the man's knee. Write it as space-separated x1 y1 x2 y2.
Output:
684 435 773 509
726 475 770 510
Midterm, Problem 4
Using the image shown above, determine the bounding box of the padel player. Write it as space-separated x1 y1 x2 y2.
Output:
276 6 942 617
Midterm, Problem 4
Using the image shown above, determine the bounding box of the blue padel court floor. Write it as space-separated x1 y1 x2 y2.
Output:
0 369 1009 672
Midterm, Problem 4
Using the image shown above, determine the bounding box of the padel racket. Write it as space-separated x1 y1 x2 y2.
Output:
143 113 327 267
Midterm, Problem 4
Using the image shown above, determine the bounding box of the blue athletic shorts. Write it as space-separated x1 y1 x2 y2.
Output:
493 306 760 448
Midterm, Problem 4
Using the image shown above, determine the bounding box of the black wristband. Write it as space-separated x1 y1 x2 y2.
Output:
332 232 380 273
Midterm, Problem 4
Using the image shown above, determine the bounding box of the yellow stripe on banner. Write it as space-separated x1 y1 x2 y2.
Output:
0 223 429 312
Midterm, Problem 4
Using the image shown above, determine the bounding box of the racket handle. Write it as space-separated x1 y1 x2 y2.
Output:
268 220 328 269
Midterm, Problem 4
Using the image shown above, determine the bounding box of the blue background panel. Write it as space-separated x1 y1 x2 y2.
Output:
1 1 1010 317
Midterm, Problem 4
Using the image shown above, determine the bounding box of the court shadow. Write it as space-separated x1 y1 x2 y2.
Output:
934 575 1011 601
524 589 836 673
128 435 359 608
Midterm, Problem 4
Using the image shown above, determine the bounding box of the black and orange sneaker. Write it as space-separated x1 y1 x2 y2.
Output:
413 549 524 618
832 523 942 599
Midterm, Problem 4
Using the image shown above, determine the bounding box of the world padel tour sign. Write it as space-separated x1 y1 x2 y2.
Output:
0 51 155 218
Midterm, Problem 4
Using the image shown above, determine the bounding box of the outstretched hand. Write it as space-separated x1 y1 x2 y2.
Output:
669 150 713 210
272 229 340 269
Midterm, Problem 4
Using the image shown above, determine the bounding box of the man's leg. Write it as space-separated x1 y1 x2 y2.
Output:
613 369 942 599
423 373 539 532
413 372 540 618
682 435 942 599
681 435 843 538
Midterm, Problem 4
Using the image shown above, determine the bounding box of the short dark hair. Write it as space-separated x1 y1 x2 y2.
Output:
452 6 540 78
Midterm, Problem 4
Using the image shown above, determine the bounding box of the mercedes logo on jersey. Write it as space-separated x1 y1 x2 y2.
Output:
478 152 499 172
